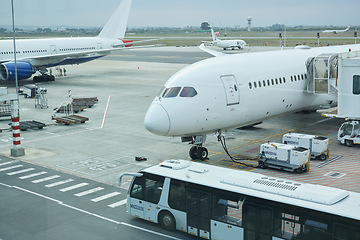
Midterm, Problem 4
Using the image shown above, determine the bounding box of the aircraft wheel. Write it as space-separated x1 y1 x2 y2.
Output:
296 168 303 174
189 146 197 160
196 147 208 161
259 161 265 169
345 140 354 147
50 75 55 81
223 48 226 50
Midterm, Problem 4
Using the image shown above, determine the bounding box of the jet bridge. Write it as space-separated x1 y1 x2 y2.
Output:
313 50 360 119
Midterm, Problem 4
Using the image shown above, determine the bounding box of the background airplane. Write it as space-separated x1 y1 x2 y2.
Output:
0 0 136 82
203 28 246 50
144 43 360 160
322 26 350 34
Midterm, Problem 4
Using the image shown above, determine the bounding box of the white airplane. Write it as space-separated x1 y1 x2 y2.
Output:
322 26 350 34
203 28 246 50
144 43 360 160
0 0 135 82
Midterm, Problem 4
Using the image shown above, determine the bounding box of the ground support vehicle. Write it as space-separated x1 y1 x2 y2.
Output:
282 132 330 160
338 120 360 147
19 84 47 98
72 97 98 108
120 160 360 240
258 142 310 173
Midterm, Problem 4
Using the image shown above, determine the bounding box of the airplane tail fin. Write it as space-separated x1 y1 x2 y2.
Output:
98 0 132 39
211 28 218 42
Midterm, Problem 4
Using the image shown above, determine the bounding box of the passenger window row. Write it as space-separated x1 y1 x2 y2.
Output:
1 50 47 54
248 74 307 89
60 47 96 52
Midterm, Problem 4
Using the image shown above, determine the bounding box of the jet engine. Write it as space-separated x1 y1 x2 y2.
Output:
0 62 34 81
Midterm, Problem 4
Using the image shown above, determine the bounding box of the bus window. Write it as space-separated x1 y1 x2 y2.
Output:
130 173 165 204
274 213 301 239
302 219 330 240
168 179 186 211
212 192 243 227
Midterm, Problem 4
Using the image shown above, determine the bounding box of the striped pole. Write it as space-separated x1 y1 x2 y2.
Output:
10 99 25 157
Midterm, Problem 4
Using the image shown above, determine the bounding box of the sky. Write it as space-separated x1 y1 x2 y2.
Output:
0 0 359 28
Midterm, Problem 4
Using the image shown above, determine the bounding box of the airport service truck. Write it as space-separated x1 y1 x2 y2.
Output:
338 120 360 147
282 132 330 161
258 142 310 173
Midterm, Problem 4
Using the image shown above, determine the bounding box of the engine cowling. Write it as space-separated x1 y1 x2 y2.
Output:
0 62 34 81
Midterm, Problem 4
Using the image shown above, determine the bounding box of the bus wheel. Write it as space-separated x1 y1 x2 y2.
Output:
345 140 354 147
320 154 327 161
159 211 175 231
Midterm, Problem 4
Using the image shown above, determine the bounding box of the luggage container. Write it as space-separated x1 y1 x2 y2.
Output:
337 120 360 147
282 132 330 160
259 142 310 173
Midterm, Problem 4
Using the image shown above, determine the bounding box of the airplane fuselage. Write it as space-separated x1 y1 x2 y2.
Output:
0 37 126 67
213 39 246 49
144 44 360 138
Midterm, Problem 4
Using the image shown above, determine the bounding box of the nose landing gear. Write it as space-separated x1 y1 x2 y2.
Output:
182 135 208 161
189 146 208 161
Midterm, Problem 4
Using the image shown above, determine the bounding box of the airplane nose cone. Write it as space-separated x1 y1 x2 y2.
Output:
144 103 170 136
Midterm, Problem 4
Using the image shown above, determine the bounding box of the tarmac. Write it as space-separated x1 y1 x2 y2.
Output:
0 46 359 193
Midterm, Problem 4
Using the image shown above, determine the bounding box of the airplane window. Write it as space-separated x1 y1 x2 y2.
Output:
298 75 301 80
263 80 266 87
279 78 282 84
267 80 270 86
254 82 257 88
283 77 286 83
301 74 304 80
294 75 297 81
271 79 274 85
258 81 262 87
162 87 181 98
180 87 198 97
275 78 279 84
249 82 252 89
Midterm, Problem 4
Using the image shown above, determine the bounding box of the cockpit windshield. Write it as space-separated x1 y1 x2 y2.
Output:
159 86 198 98
180 87 197 97
161 87 181 98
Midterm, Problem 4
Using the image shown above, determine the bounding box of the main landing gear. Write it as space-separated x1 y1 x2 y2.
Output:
182 135 208 161
33 74 55 82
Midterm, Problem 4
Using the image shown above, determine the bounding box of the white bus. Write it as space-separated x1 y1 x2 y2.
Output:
119 160 360 240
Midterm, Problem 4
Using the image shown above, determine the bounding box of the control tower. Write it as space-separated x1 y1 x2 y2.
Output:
247 17 252 31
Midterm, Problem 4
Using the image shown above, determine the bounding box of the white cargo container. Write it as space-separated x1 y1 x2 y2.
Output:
259 142 310 173
282 132 330 161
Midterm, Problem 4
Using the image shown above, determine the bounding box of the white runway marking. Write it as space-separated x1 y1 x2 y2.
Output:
59 183 89 192
0 165 23 172
19 171 47 179
0 160 19 166
45 179 74 188
75 187 104 197
7 168 35 175
32 175 60 183
91 192 121 202
108 199 127 208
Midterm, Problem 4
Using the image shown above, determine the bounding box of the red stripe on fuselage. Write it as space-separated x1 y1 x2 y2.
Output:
119 39 133 47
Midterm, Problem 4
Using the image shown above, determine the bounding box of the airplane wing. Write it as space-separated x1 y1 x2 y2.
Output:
2 40 160 67
199 43 226 57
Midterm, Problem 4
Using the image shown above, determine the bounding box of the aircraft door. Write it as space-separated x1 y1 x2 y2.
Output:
50 45 57 54
220 75 239 105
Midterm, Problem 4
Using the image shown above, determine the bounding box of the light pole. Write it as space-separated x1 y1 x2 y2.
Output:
10 0 25 157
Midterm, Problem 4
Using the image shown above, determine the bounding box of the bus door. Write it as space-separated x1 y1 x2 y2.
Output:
243 202 273 240
187 189 211 239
